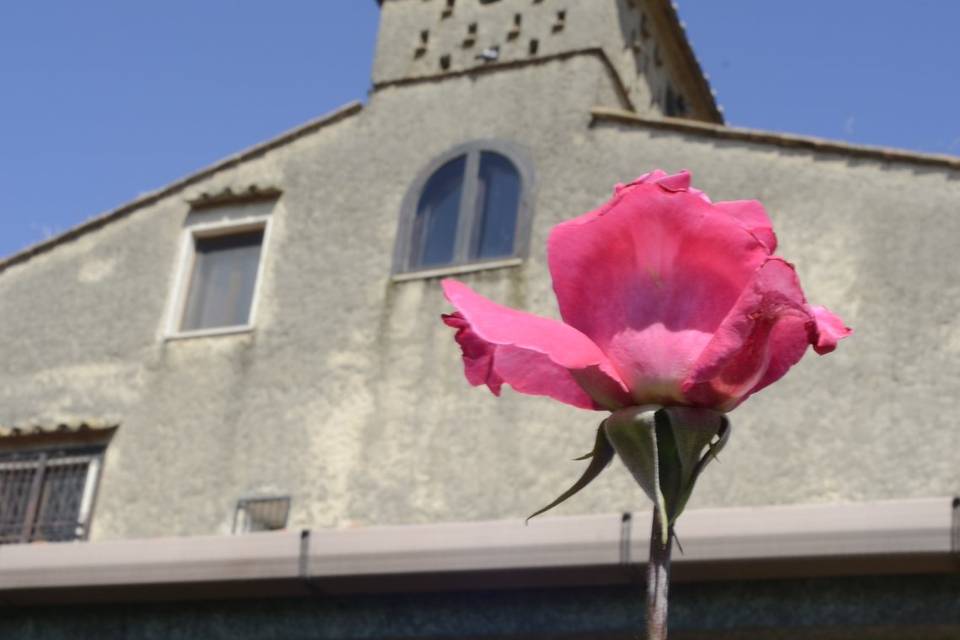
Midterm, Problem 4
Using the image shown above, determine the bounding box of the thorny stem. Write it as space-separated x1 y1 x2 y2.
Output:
646 506 672 640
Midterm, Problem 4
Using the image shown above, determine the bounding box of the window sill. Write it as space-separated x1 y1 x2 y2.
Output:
391 257 523 282
164 325 255 341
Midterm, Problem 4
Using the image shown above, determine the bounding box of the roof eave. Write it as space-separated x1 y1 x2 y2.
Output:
1 497 955 605
591 107 960 171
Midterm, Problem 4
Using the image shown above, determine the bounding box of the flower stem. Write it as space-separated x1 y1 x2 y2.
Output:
646 506 672 640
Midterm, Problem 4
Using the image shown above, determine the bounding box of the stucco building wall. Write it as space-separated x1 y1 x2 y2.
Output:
0 44 956 540
371 0 712 120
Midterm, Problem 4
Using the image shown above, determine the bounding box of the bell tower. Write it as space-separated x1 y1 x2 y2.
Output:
371 0 721 123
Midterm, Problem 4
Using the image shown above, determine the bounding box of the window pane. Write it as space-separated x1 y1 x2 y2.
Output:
474 152 520 260
32 460 88 542
0 450 100 545
413 155 466 268
181 230 264 331
0 462 38 543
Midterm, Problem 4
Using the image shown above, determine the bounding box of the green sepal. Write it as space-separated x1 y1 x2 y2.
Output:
602 406 670 543
527 421 614 522
603 405 729 542
664 407 730 522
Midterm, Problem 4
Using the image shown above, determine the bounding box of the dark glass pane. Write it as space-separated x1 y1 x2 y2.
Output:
0 463 38 543
32 460 87 542
413 155 466 268
474 152 520 260
181 230 264 331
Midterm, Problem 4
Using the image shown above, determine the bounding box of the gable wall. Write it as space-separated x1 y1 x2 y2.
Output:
0 53 956 540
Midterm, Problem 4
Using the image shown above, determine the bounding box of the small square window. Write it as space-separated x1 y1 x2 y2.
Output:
181 229 264 331
233 496 290 533
168 213 270 338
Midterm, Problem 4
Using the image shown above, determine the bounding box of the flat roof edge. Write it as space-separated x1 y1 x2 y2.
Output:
591 107 960 172
0 498 956 605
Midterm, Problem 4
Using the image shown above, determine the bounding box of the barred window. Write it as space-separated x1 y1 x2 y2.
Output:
233 496 291 533
0 447 104 545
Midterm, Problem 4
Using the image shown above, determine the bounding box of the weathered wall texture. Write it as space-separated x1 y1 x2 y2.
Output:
373 0 710 119
0 13 957 541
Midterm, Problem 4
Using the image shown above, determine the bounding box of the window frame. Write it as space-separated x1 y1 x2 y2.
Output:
392 139 535 279
0 445 106 545
165 212 272 340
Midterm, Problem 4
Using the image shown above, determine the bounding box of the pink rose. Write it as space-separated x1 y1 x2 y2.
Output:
442 170 850 413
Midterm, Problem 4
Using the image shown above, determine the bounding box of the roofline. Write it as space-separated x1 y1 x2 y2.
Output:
373 47 636 113
0 421 118 453
591 106 960 171
649 0 723 123
0 101 363 274
6 99 957 276
1 497 956 605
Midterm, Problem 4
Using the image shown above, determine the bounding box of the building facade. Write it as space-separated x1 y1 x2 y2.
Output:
0 1 958 637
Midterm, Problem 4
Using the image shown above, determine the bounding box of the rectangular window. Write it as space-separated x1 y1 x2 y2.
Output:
0 447 104 545
233 496 291 533
181 229 264 331
168 209 271 338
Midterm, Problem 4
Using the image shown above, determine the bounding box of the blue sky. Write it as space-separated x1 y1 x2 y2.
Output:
1 1 956 259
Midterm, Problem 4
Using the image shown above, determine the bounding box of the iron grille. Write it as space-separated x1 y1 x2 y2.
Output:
233 496 291 533
0 447 103 544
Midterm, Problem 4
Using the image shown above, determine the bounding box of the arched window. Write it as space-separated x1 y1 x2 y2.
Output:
394 141 533 276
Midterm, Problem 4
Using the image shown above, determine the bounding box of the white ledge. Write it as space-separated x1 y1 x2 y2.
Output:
391 257 523 282
163 324 255 341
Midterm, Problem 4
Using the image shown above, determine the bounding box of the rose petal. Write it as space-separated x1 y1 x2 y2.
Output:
548 173 768 405
615 170 668 195
654 170 692 192
442 313 503 394
810 305 852 354
681 258 816 409
442 279 631 410
651 169 712 202
714 200 778 253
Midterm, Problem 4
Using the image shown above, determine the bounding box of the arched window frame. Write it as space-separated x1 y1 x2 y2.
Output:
392 140 535 278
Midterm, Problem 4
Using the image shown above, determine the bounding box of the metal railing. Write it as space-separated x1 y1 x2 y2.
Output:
0 448 103 545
